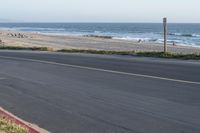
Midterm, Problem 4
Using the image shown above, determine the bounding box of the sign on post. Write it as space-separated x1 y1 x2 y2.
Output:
163 18 167 53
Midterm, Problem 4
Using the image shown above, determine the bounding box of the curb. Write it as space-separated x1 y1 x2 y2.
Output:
0 107 40 133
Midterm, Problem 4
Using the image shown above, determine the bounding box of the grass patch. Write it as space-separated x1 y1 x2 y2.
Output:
57 49 136 55
0 46 200 60
57 49 200 60
137 52 200 59
0 46 52 51
0 117 28 133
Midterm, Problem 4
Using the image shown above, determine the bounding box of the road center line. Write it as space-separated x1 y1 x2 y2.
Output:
0 55 200 85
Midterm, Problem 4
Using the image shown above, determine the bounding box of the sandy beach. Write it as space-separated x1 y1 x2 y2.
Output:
0 30 200 53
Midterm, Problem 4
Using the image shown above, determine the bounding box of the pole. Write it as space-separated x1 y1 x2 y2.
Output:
163 17 167 53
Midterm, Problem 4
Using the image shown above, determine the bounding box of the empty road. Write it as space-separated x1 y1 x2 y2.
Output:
0 50 200 133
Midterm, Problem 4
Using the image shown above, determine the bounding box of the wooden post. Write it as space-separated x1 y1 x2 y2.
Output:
163 17 167 53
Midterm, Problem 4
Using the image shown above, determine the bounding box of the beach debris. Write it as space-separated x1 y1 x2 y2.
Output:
18 33 24 38
0 39 5 46
8 33 13 37
7 33 14 37
7 32 28 38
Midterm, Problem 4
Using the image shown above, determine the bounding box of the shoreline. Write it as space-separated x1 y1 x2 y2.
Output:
43 33 200 48
4 27 200 48
0 29 200 54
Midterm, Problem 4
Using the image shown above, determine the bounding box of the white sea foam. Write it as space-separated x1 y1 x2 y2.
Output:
169 33 200 37
113 36 158 42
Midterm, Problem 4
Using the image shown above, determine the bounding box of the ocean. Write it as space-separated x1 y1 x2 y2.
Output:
0 23 200 47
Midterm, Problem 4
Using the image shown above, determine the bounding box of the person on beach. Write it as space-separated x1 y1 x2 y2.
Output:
138 39 142 43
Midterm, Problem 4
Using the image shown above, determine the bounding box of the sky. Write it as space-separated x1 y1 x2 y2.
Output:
0 0 199 23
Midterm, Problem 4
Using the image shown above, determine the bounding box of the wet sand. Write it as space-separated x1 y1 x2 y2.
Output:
0 30 200 53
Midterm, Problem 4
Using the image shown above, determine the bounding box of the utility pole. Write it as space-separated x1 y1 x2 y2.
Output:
163 17 167 53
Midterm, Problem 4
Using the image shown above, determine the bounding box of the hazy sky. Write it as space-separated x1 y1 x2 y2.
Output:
0 0 199 22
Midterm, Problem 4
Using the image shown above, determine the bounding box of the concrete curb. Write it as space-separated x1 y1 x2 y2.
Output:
0 107 41 133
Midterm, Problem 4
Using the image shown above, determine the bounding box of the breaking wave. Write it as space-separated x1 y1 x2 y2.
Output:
168 33 200 37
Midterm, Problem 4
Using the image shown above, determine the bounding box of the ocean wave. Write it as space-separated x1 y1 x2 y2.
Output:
154 39 200 48
83 34 113 39
113 37 158 42
8 27 66 32
168 33 200 37
157 39 187 45
94 31 102 34
113 37 200 47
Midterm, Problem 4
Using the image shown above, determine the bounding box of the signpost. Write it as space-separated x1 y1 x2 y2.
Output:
163 18 167 53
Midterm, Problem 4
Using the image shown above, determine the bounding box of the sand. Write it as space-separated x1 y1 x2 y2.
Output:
0 29 200 53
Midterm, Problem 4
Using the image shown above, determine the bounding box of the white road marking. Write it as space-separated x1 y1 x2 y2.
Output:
0 55 200 85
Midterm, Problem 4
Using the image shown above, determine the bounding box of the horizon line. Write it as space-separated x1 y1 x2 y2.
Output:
0 21 200 24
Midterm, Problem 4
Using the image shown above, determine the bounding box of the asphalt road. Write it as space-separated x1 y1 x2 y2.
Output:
0 50 200 133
